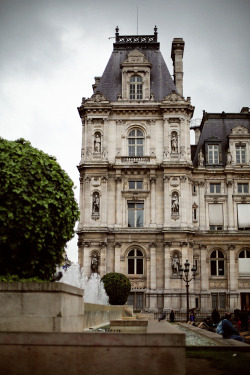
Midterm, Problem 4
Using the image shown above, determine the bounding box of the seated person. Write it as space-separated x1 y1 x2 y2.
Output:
222 313 244 342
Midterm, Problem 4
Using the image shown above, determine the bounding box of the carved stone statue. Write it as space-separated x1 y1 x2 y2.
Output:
172 254 180 275
91 254 98 273
227 151 232 164
171 133 178 152
198 150 204 166
171 193 179 214
92 193 100 214
94 133 101 153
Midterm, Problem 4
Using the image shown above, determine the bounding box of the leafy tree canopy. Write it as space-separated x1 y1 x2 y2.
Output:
101 272 131 305
0 138 79 280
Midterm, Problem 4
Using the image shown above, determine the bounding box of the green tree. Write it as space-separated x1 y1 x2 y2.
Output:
0 138 79 280
101 272 131 305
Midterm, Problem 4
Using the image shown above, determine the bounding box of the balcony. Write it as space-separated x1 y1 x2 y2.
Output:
116 156 151 164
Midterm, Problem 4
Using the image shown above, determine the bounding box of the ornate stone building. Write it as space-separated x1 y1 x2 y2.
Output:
77 27 250 312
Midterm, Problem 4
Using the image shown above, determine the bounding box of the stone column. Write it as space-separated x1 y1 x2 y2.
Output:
86 119 92 160
84 176 91 225
180 176 187 227
83 241 91 277
228 245 237 306
115 176 122 226
150 176 156 226
164 242 171 309
77 240 84 267
101 176 108 226
150 243 157 290
199 182 206 229
114 242 121 273
226 180 234 230
80 118 86 163
163 176 170 227
79 176 84 226
163 118 170 162
200 245 209 309
99 242 107 278
103 118 108 161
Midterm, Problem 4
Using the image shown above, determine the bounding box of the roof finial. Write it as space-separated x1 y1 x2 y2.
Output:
154 25 158 42
115 26 119 42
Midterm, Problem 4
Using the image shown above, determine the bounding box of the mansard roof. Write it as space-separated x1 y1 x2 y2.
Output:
95 27 178 101
193 110 250 166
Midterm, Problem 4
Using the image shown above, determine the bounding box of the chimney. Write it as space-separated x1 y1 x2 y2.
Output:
171 38 185 97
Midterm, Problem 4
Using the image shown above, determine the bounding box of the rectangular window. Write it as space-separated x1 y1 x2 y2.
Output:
236 145 246 164
129 180 143 189
237 204 250 229
208 145 219 164
209 204 223 229
219 294 226 309
212 294 218 309
128 202 144 227
210 183 221 193
238 183 248 193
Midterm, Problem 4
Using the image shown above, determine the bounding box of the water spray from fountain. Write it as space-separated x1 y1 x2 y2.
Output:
58 264 109 305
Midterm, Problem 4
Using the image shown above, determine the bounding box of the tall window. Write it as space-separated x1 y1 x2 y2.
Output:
212 293 226 309
130 76 142 99
238 183 248 193
128 129 144 156
128 201 144 227
208 145 219 164
236 145 246 164
210 250 225 276
239 249 250 276
128 249 144 274
210 183 221 193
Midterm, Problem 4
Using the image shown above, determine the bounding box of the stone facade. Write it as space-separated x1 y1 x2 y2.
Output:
77 27 250 312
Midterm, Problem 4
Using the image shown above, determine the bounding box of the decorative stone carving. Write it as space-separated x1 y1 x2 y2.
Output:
162 90 184 103
226 151 232 164
163 146 169 158
91 252 99 273
94 132 101 153
209 280 227 289
171 192 179 215
172 254 180 275
170 177 180 187
171 131 178 153
92 178 100 187
130 279 146 289
239 280 250 288
198 150 204 166
92 192 100 218
88 91 109 103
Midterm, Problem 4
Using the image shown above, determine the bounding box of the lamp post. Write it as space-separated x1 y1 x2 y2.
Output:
179 260 196 322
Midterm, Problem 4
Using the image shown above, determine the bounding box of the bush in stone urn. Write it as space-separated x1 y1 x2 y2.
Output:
0 138 79 281
101 272 131 305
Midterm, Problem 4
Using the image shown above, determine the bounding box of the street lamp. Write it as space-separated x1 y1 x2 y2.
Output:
179 259 196 322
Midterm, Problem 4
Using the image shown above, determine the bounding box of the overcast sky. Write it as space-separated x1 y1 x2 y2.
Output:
0 0 249 262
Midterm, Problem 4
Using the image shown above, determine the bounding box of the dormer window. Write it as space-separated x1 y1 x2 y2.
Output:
205 137 222 166
236 145 246 164
130 76 143 100
208 145 219 164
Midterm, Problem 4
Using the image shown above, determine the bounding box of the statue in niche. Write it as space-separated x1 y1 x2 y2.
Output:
171 193 179 214
171 132 178 152
172 254 180 275
92 193 100 214
94 133 101 153
198 149 204 166
91 254 99 273
227 151 232 164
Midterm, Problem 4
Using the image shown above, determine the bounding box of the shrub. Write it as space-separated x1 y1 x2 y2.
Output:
101 272 131 305
0 138 79 280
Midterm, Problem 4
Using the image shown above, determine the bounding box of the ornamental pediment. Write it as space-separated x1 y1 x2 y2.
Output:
121 49 151 67
162 90 185 103
229 125 249 137
86 91 110 103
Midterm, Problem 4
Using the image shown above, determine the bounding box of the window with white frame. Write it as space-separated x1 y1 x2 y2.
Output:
130 76 143 100
129 180 143 189
210 183 221 193
208 145 219 164
128 201 144 227
209 204 223 230
236 145 246 164
237 183 248 194
237 204 250 230
128 128 144 156
239 249 250 276
127 249 144 274
210 250 225 276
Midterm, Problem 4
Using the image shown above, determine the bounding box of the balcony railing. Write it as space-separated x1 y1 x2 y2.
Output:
120 156 151 163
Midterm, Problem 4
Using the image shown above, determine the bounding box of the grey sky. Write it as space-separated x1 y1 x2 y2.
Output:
0 0 249 262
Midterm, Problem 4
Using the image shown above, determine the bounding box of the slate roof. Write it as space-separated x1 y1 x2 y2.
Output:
193 112 250 167
95 46 177 102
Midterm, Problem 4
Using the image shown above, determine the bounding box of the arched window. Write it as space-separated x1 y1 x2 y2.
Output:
239 249 250 276
130 76 142 100
128 249 144 275
128 128 144 156
210 250 225 276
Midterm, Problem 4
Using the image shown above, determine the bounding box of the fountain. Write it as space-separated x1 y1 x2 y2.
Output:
59 264 109 305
